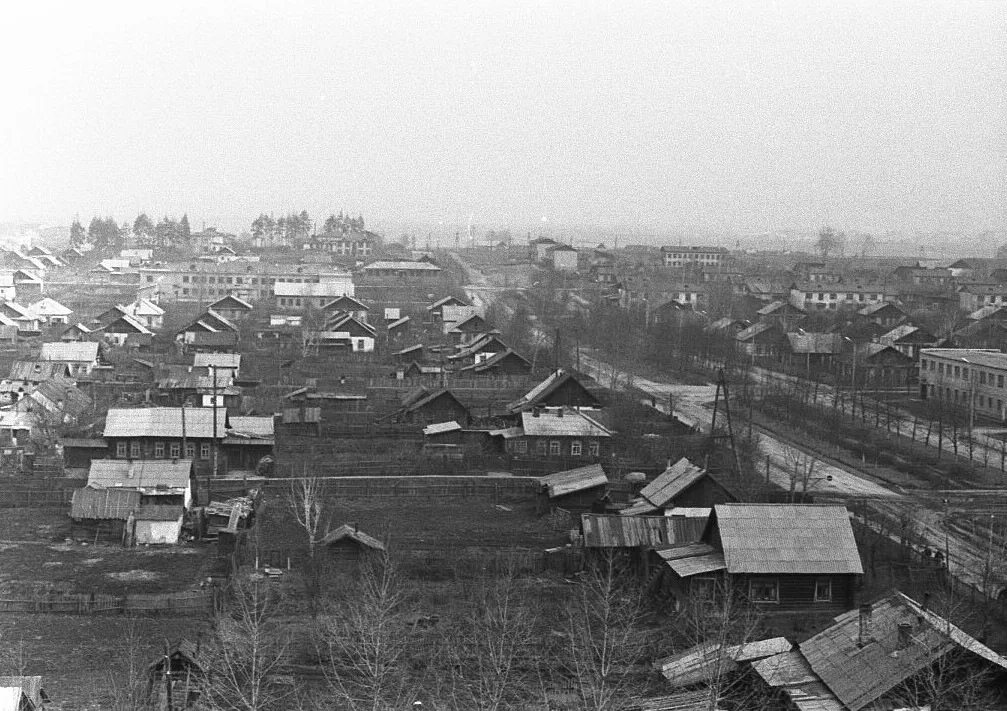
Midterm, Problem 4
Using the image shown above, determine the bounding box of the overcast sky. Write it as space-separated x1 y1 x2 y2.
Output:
1 1 1004 237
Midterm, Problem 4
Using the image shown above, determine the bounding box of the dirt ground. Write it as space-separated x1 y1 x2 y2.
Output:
0 508 212 595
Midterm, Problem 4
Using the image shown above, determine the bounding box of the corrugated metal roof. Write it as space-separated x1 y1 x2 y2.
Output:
624 458 705 514
520 408 612 438
103 407 227 439
539 463 608 498
714 504 863 575
799 591 1007 710
71 486 141 520
88 459 192 491
580 514 699 548
39 341 99 363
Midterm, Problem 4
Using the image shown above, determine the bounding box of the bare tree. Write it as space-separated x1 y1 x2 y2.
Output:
562 551 647 710
288 472 328 618
782 446 819 502
106 619 150 711
443 558 540 711
198 577 291 711
317 552 414 711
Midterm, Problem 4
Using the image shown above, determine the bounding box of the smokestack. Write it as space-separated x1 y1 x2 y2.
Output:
897 622 913 650
858 604 873 647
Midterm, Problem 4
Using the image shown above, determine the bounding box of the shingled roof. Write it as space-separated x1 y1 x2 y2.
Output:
712 504 863 575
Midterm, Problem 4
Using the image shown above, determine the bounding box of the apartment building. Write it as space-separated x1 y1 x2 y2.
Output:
919 348 1007 421
139 262 354 304
660 246 728 268
789 282 888 311
957 283 1007 313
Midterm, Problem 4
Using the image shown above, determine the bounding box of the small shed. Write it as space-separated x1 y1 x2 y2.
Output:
538 463 609 512
147 641 204 709
322 524 385 571
70 487 141 543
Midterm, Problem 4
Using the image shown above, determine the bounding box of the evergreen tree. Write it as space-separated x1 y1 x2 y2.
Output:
88 216 106 249
69 218 86 247
132 213 154 243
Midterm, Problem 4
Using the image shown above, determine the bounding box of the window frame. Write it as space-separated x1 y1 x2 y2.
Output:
200 442 211 460
169 442 180 458
130 440 141 459
154 441 165 458
548 440 561 456
570 440 582 456
749 577 780 604
116 441 127 458
814 578 833 603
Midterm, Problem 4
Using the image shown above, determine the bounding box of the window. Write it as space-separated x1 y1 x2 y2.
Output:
693 576 717 600
999 375 1004 388
980 371 987 385
185 443 195 459
829 293 837 300
515 440 527 454
154 442 165 458
814 578 832 602
570 440 582 456
589 441 600 457
846 293 853 300
549 440 561 456
170 442 180 458
962 367 968 379
938 363 944 375
749 578 779 603
954 365 960 377
130 441 140 459
116 441 127 458
183 275 190 283
536 440 547 456
200 442 211 459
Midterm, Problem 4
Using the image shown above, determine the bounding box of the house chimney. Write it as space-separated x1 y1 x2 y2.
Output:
858 603 873 647
897 622 913 650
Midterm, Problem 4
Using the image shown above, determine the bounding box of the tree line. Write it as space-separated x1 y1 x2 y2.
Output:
250 211 367 246
70 213 192 250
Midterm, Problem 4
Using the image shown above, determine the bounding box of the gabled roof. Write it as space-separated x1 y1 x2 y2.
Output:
40 340 99 363
0 301 33 319
323 313 377 337
507 368 601 413
757 300 805 316
520 408 612 438
322 524 385 551
179 308 239 334
857 301 904 317
735 322 778 342
100 312 154 335
386 316 410 331
209 294 254 311
621 458 705 515
400 387 465 415
655 637 793 689
320 294 369 312
798 591 1007 710
426 295 468 311
539 463 608 498
70 486 142 520
28 297 72 317
87 459 193 490
447 333 510 361
447 313 487 332
711 504 863 575
126 298 166 317
460 348 532 373
103 407 227 439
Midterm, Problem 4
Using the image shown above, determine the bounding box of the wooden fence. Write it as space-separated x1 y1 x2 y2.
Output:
0 589 214 616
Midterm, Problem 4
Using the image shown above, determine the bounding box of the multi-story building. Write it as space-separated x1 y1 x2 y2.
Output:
660 246 728 268
789 282 889 311
305 233 375 258
957 283 1007 313
919 348 1007 421
139 262 354 304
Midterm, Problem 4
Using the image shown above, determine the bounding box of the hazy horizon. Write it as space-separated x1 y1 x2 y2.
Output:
2 1 1004 237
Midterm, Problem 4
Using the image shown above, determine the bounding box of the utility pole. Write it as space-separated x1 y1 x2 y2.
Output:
210 365 219 503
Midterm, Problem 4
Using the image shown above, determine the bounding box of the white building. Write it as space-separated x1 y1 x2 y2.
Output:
660 246 728 268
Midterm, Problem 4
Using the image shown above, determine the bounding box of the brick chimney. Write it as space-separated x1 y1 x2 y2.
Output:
858 603 873 647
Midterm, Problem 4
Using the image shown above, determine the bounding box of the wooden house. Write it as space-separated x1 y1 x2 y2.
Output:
175 309 240 352
207 294 254 322
222 416 275 473
278 406 321 437
735 322 789 359
70 486 141 542
102 407 226 473
388 387 469 426
751 591 1007 709
841 344 915 387
755 300 806 330
320 295 370 323
507 369 602 414
385 315 411 341
425 295 469 323
856 301 906 329
621 458 734 515
39 341 100 377
659 504 863 617
446 313 488 342
458 348 532 376
498 407 612 461
393 344 424 363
